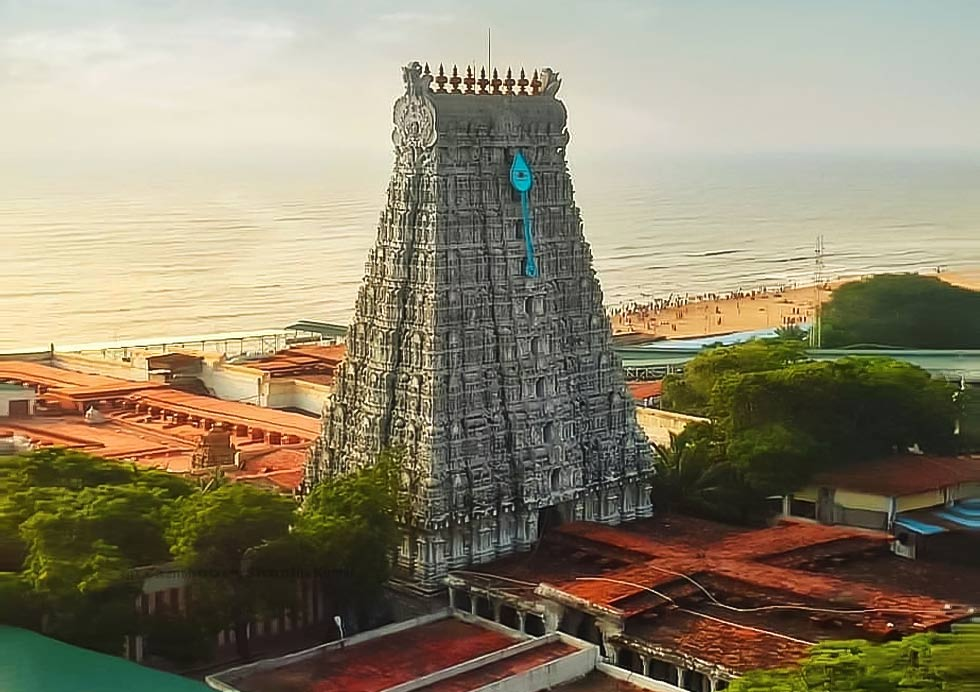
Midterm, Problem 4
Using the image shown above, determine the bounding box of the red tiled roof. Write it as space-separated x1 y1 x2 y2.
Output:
126 389 319 440
0 360 123 388
627 381 663 400
706 521 887 561
521 516 969 665
812 455 980 496
412 640 577 692
551 671 664 691
623 610 813 673
232 448 307 491
234 618 518 692
245 345 346 378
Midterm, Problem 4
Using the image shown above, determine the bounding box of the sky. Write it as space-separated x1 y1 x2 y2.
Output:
2 0 980 171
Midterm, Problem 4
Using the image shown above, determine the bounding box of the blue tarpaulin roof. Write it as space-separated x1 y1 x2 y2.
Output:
896 500 980 535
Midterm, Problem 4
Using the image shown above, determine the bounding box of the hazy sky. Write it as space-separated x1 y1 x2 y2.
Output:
3 0 979 169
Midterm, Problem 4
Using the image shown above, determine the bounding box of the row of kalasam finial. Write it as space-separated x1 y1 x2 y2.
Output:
423 63 545 95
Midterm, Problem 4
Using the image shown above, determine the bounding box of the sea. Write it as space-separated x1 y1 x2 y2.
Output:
3 151 979 351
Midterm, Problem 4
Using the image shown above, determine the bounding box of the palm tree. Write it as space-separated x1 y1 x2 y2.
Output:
651 432 755 523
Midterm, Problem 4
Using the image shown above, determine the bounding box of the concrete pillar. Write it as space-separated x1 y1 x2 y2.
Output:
641 655 651 677
448 587 456 610
677 667 688 690
492 600 502 623
543 602 563 633
517 611 527 633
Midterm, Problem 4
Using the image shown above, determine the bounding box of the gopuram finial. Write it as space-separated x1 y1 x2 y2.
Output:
449 65 462 93
503 67 515 95
490 68 502 95
416 61 557 96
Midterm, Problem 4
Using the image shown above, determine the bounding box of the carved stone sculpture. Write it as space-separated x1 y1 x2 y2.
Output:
305 62 653 588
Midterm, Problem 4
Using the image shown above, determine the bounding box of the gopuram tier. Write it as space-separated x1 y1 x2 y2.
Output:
305 63 653 587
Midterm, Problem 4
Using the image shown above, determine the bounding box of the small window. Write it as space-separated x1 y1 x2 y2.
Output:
544 422 556 443
524 296 535 315
535 377 546 397
531 337 542 355
550 469 560 491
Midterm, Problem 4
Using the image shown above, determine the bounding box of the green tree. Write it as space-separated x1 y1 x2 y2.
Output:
1 449 194 653
730 627 980 692
662 339 807 416
166 482 296 661
294 448 404 629
821 273 980 348
651 427 763 524
660 340 958 501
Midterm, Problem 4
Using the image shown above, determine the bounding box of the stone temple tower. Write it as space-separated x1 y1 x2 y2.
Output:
305 62 652 587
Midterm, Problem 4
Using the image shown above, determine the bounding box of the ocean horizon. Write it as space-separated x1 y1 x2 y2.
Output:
3 150 979 350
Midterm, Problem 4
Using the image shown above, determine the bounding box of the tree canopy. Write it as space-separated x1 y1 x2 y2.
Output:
729 627 980 692
0 449 196 653
294 447 404 619
166 482 296 660
1 446 406 663
659 340 958 501
821 274 980 349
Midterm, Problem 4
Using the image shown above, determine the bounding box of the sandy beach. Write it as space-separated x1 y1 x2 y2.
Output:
610 269 980 340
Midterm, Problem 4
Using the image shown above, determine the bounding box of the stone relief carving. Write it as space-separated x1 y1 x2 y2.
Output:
306 62 653 587
392 61 437 155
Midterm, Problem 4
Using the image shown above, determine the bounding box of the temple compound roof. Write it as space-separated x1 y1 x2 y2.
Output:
209 611 675 692
304 62 653 587
447 515 979 683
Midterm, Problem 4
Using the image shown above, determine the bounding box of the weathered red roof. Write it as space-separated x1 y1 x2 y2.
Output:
812 455 980 496
622 610 813 674
411 640 577 692
233 618 519 692
246 344 346 378
463 515 973 673
0 360 123 388
126 389 319 440
627 381 663 400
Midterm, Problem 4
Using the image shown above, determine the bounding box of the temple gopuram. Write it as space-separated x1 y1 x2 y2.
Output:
304 62 653 587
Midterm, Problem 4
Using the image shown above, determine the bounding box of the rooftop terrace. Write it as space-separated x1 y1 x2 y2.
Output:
233 618 519 692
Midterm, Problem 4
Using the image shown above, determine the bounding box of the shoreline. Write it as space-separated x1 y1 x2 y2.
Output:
3 269 978 355
609 268 980 340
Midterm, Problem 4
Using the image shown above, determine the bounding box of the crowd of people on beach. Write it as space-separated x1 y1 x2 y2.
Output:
607 282 809 334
